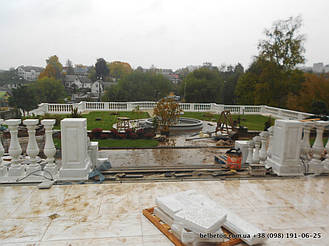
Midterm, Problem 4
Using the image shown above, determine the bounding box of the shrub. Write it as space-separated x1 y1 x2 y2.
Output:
91 128 103 139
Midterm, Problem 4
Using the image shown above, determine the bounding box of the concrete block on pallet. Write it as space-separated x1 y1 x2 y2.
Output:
154 207 174 226
174 205 226 233
223 210 266 245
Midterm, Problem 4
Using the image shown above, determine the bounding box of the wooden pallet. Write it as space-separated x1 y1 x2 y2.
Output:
143 207 243 246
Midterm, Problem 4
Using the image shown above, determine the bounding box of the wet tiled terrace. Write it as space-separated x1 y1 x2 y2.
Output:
0 176 328 245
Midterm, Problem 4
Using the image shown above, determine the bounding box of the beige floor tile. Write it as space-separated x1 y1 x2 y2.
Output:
63 236 143 246
143 234 175 246
0 218 51 243
43 213 142 241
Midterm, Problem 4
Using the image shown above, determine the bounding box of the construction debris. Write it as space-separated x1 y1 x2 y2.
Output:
153 190 267 245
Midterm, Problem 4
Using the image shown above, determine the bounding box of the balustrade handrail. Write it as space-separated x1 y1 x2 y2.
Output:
30 101 314 120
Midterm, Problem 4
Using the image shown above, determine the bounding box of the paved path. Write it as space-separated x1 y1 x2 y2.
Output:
0 177 328 245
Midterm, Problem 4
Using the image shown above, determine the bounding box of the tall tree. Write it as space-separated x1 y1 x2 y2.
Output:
8 85 38 116
108 61 132 80
65 59 74 75
180 68 223 103
220 63 244 104
103 71 173 101
287 73 329 114
39 55 63 80
33 77 66 103
95 58 109 80
258 16 305 70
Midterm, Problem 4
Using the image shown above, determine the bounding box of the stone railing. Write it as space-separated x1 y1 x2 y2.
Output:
242 119 329 176
31 102 314 120
0 118 99 183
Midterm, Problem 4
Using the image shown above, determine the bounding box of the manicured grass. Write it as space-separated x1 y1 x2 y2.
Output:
47 111 149 130
53 138 158 148
182 112 274 131
97 139 159 148
83 111 149 130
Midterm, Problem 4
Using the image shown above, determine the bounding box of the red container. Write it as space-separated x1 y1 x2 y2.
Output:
225 148 242 170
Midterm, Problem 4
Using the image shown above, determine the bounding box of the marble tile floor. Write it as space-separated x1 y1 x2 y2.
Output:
0 176 328 245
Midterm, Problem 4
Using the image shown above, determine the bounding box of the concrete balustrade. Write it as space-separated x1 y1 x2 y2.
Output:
0 117 99 183
42 119 57 177
24 119 41 178
30 101 314 120
0 119 6 177
308 121 328 174
259 131 269 165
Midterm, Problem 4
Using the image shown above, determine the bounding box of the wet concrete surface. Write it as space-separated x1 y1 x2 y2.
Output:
99 148 227 168
99 121 228 168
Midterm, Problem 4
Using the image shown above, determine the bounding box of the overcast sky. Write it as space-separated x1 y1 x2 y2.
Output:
1 0 328 70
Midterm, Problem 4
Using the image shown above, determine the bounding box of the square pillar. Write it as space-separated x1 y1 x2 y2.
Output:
265 120 304 176
59 118 91 180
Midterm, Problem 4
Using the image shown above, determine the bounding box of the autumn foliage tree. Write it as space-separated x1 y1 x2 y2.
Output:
153 98 182 133
39 55 63 80
287 73 329 114
108 61 132 80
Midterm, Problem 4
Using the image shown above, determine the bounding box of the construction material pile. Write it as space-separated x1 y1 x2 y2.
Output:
155 190 266 245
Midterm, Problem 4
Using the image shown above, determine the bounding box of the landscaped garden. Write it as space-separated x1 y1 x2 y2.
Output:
182 112 274 130
27 110 276 149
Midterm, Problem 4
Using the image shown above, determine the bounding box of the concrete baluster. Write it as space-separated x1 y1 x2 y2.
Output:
246 140 254 164
309 121 327 174
300 122 313 162
0 119 7 177
259 131 269 165
252 136 261 164
41 119 57 176
266 126 274 159
321 123 329 173
5 119 24 177
23 119 41 174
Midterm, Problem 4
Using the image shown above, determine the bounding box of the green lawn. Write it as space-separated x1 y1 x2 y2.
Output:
182 112 274 131
53 138 158 148
44 111 150 130
97 139 158 148
83 111 149 130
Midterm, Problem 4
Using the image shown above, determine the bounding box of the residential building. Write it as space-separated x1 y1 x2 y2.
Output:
64 75 92 89
16 66 44 81
313 63 324 73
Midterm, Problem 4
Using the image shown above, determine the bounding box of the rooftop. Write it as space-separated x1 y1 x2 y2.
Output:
0 176 328 245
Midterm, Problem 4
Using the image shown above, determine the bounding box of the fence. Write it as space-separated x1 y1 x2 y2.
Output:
32 101 314 120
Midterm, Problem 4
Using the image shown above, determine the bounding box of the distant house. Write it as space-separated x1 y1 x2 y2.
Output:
16 66 44 81
64 75 92 89
91 80 117 96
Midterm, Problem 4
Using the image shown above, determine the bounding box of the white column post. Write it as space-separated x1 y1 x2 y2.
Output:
5 119 24 177
41 119 57 176
309 121 327 174
59 118 91 180
0 119 6 177
265 120 304 176
300 122 313 162
252 136 261 164
246 140 254 164
259 131 269 165
23 119 41 174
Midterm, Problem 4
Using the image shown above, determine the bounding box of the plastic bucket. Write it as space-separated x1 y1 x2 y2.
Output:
225 148 242 170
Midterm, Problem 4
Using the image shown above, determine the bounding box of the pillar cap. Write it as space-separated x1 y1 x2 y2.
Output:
23 119 39 125
41 119 56 126
5 119 21 125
